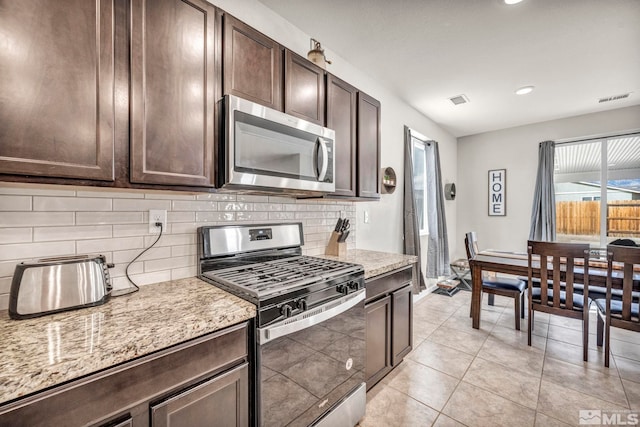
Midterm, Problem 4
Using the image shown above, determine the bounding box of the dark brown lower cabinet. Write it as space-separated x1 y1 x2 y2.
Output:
0 322 249 427
365 266 414 389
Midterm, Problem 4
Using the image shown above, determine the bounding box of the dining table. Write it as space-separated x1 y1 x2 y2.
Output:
469 250 640 329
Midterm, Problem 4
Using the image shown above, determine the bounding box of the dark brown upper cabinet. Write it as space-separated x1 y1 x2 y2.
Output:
0 0 115 181
357 92 381 199
223 14 283 111
130 0 219 187
327 74 357 197
284 51 325 125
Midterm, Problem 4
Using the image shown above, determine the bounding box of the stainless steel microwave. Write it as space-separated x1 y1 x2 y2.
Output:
219 95 336 194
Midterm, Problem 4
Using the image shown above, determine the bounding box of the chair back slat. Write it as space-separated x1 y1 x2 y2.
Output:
528 240 590 310
607 245 640 323
465 232 478 260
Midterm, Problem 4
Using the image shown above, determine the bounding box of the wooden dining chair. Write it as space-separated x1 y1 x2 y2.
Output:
465 232 526 329
527 240 591 361
596 245 640 367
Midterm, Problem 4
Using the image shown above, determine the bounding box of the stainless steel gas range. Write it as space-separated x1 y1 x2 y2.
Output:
197 223 366 427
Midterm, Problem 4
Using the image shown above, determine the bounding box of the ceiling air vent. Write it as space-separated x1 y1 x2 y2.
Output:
598 93 631 103
448 94 469 105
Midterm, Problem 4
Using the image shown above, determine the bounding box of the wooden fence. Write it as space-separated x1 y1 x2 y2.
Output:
556 200 640 236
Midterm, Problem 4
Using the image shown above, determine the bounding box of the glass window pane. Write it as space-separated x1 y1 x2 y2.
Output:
412 139 426 233
606 136 640 242
554 141 602 246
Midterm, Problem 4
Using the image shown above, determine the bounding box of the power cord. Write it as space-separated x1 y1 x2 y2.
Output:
125 222 164 292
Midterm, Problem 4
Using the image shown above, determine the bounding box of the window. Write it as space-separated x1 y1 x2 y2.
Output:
554 133 640 247
412 135 429 235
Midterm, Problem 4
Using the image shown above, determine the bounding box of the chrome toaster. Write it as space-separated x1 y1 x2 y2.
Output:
9 255 113 320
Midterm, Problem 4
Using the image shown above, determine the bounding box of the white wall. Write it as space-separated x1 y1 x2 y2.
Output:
456 105 640 258
209 0 458 259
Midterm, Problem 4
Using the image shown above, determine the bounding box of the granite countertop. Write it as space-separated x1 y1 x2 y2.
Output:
0 277 256 405
318 249 417 279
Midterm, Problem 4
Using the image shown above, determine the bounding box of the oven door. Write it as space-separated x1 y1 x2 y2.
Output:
257 289 365 427
224 94 335 194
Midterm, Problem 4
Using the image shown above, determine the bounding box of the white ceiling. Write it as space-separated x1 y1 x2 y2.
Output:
259 0 640 137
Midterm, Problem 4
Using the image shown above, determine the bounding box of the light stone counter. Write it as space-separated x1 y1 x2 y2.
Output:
0 277 255 405
318 249 417 279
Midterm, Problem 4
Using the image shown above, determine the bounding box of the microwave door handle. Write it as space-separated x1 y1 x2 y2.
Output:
316 137 329 182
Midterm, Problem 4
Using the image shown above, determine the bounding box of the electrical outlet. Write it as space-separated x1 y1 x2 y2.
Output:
364 210 369 224
149 209 167 233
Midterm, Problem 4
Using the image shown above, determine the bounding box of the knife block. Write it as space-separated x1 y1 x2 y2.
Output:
325 231 346 257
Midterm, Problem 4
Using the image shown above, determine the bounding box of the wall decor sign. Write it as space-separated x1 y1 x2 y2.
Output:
488 169 506 216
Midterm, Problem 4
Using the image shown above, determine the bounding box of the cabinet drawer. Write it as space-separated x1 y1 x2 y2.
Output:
0 322 248 427
365 266 412 302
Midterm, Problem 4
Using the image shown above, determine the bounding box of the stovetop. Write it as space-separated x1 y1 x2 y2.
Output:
202 255 362 299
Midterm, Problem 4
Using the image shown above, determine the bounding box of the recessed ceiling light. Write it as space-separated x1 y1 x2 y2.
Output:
515 86 535 95
504 0 524 4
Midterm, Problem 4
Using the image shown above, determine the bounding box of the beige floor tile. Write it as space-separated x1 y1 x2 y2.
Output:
440 314 494 337
490 324 547 352
610 327 640 344
544 339 615 375
442 381 535 427
542 356 629 407
432 414 467 427
547 324 599 350
463 357 540 409
611 339 640 362
477 336 545 375
413 317 441 342
537 380 628 426
623 379 640 409
534 412 573 427
414 308 451 325
381 358 459 411
428 325 489 356
407 340 475 379
360 383 439 427
418 295 464 315
615 356 640 383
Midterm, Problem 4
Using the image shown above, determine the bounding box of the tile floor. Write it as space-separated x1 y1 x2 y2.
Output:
360 291 640 427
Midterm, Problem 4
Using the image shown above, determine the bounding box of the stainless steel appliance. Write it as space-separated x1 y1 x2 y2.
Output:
9 255 113 319
198 223 365 427
219 95 336 195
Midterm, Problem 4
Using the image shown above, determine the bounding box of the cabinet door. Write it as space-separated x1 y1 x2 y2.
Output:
0 0 115 181
223 14 282 110
284 50 325 125
327 74 357 197
151 363 249 427
130 0 218 186
365 295 392 388
357 92 381 199
392 284 413 366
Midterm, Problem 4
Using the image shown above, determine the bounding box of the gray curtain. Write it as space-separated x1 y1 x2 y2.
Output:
529 140 556 241
425 141 450 278
403 126 426 292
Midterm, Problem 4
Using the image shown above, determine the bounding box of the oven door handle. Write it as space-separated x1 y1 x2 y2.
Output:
258 289 365 345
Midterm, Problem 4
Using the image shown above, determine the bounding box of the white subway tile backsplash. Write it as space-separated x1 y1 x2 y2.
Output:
0 183 355 310
112 247 172 264
34 225 111 242
77 237 144 254
0 195 32 211
196 211 235 222
0 228 32 244
76 212 143 225
112 224 149 237
0 277 12 294
1 212 74 227
145 255 193 273
0 241 76 262
34 197 111 212
113 199 171 211
172 200 217 211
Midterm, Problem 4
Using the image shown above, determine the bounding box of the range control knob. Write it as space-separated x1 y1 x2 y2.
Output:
280 304 293 318
296 299 308 311
348 281 359 291
337 284 350 295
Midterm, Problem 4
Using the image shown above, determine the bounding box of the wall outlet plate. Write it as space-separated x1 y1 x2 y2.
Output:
149 209 167 233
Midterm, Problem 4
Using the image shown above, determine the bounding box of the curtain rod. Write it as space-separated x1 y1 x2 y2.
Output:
553 131 639 146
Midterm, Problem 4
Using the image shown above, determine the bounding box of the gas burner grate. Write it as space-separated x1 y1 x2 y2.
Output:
202 256 361 298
